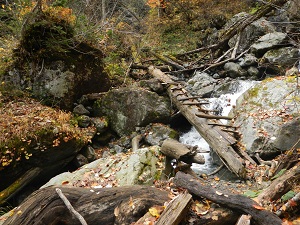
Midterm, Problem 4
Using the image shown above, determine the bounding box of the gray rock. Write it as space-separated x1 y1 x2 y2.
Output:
91 117 108 133
81 145 96 162
224 62 246 78
229 17 276 54
144 123 179 146
261 47 299 69
273 118 300 151
93 87 171 136
77 115 91 128
239 54 258 67
41 146 165 188
73 104 90 116
230 76 300 156
250 32 288 56
139 79 164 94
187 72 217 97
72 154 89 167
111 145 125 154
247 66 259 77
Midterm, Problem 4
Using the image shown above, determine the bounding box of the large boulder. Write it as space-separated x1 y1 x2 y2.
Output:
250 32 288 56
93 87 171 136
186 72 218 97
230 76 300 157
260 47 299 72
0 97 94 196
4 12 111 110
228 16 275 54
42 146 165 188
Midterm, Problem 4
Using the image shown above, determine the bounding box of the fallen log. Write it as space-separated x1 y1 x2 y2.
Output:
174 171 283 225
148 66 249 178
3 185 169 225
156 191 192 225
0 167 42 206
256 162 300 205
161 139 205 164
150 51 185 70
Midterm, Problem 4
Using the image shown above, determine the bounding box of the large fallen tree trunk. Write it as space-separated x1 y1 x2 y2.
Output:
148 66 249 178
3 185 169 225
174 171 282 225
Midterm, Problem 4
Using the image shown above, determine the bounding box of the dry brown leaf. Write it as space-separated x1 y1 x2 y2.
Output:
114 206 119 217
253 205 265 210
212 215 218 220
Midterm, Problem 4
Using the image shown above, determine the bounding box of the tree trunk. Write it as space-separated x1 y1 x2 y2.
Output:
174 172 282 225
3 185 169 225
148 66 250 178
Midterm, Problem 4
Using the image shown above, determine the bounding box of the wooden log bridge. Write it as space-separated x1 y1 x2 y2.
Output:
148 66 253 178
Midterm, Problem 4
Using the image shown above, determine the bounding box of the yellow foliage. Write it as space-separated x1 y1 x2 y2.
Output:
18 1 76 25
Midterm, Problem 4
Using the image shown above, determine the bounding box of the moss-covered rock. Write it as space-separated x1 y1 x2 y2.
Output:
0 96 95 193
93 87 171 136
41 146 165 188
230 76 300 157
3 11 111 110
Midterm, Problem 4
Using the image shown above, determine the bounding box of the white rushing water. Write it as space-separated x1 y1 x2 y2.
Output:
179 80 258 174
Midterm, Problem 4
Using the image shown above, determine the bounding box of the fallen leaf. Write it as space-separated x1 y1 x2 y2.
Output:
114 206 119 217
214 176 220 181
212 215 218 220
129 196 135 209
149 207 161 218
253 205 265 210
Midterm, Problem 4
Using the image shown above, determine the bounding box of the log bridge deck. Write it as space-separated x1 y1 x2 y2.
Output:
148 66 256 178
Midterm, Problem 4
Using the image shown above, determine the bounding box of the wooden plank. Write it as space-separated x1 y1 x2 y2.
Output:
148 66 247 178
156 191 192 225
195 113 233 120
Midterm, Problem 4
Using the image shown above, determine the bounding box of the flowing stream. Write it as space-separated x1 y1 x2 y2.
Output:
179 80 258 174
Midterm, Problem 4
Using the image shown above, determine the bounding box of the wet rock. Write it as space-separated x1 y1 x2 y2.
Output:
73 104 90 116
224 62 246 78
250 32 288 56
230 76 300 157
92 87 171 136
77 115 90 128
187 72 218 97
144 123 179 146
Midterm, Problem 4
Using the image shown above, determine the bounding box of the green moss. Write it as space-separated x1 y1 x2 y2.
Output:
286 76 296 83
247 86 260 98
168 129 179 140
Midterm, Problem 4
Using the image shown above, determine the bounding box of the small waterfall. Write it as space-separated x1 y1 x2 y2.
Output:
179 80 258 174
